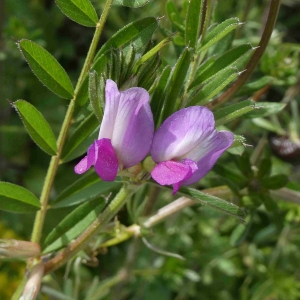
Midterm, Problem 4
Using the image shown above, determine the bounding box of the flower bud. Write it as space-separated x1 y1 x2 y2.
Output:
20 263 44 300
0 239 40 259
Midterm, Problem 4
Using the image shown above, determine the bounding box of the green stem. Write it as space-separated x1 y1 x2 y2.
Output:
75 0 114 95
30 0 114 245
44 184 139 274
208 0 281 109
31 101 75 244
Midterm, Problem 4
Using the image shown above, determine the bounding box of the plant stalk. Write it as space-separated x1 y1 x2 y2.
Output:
30 0 114 245
208 0 281 109
44 184 139 274
31 102 75 244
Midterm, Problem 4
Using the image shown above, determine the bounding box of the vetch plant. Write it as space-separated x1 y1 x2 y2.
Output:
3 0 297 299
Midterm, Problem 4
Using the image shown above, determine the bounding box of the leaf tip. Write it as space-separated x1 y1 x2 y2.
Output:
157 15 165 22
237 68 247 76
11 36 20 44
7 99 14 106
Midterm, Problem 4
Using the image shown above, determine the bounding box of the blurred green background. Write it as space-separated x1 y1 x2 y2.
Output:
1 0 300 299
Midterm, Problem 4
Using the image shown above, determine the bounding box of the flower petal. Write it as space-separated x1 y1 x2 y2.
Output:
94 138 119 181
151 106 216 162
99 80 154 168
151 159 198 194
98 79 120 141
182 131 234 185
118 98 154 168
74 142 96 174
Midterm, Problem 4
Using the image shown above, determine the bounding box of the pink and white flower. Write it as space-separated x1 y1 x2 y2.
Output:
150 106 234 193
74 79 154 181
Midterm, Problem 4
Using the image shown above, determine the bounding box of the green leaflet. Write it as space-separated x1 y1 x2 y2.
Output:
94 17 158 61
188 67 239 105
89 71 104 122
151 66 172 126
178 186 246 222
190 44 253 89
55 0 98 27
19 39 74 99
214 100 256 126
0 182 41 213
236 76 273 97
14 100 57 156
198 18 242 53
133 35 173 73
115 0 151 8
185 0 202 48
252 118 286 135
162 47 192 120
246 102 286 118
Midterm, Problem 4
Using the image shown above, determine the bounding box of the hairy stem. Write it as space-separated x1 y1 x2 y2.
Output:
208 0 281 109
31 102 75 244
30 0 114 245
44 184 139 274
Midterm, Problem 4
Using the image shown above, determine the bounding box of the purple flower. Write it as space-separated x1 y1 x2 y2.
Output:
150 106 234 193
75 79 154 181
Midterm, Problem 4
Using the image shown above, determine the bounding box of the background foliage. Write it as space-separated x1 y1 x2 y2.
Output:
1 0 300 299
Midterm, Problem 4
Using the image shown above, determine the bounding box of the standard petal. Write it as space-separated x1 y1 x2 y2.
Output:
151 159 198 194
182 131 234 185
111 87 154 168
98 79 120 140
151 106 216 163
74 142 96 174
94 138 119 181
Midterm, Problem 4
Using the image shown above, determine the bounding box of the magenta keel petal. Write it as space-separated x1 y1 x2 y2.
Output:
151 161 191 186
74 142 96 174
151 159 198 194
94 138 119 181
74 156 90 174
